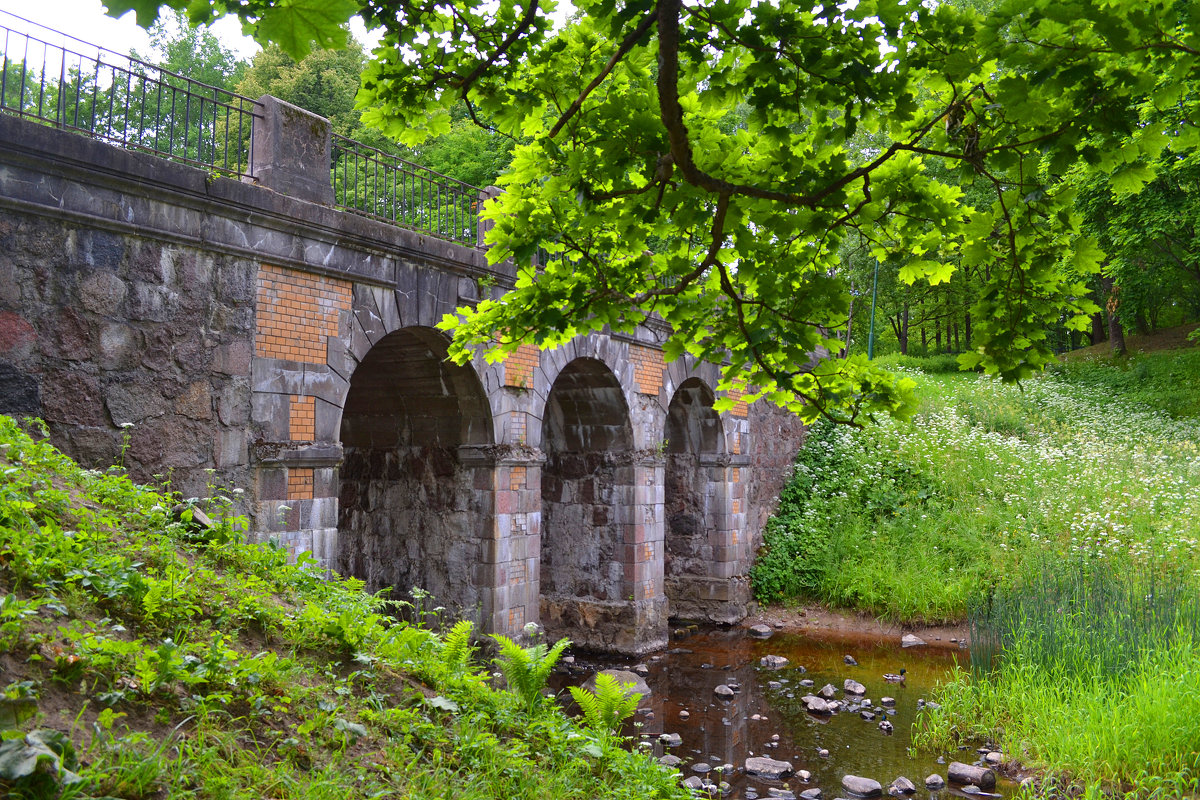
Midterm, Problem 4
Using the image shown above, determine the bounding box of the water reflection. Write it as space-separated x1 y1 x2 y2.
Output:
552 627 1014 799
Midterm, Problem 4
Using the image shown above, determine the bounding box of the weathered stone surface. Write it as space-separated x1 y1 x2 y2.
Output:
801 695 835 714
659 732 683 747
901 633 927 648
714 684 735 698
948 762 996 789
749 623 774 638
888 776 916 795
924 774 946 790
818 684 838 699
745 756 794 779
659 754 682 767
760 655 789 669
844 679 867 695
799 789 822 800
841 775 882 797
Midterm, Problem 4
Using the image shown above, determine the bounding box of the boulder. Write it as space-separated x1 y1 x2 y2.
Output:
948 762 996 790
714 684 735 698
818 684 838 699
841 775 882 797
901 633 927 648
844 655 859 665
683 776 704 790
761 655 790 669
880 696 896 707
692 763 712 774
888 777 916 795
746 756 794 780
659 732 683 747
984 751 1003 766
750 624 774 638
844 679 867 695
800 789 823 799
801 695 834 714
924 774 945 790
659 754 682 767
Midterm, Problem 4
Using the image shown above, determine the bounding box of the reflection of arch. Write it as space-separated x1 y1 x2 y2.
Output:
664 379 726 619
336 325 494 620
539 358 633 606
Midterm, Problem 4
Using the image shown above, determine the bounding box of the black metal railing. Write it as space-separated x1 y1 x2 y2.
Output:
0 11 258 178
332 134 480 246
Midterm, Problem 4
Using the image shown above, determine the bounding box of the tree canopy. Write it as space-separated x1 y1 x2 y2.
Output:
110 0 1200 423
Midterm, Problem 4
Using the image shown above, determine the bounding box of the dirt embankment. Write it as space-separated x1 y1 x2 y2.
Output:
744 604 970 649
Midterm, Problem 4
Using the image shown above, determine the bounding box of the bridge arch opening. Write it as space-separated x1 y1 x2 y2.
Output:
663 378 729 621
539 357 636 645
336 325 493 621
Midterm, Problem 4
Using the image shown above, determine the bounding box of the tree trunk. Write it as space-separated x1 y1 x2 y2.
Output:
1101 275 1126 356
935 324 942 353
899 306 910 355
1090 311 1105 345
953 318 960 352
964 310 972 350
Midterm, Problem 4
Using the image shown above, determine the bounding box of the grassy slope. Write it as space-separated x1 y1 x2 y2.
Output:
748 338 1200 798
0 417 688 800
751 345 1200 623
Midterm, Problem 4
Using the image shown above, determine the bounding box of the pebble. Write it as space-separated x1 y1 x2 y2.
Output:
844 678 867 695
768 790 797 800
679 710 690 720
714 684 735 698
799 789 822 799
683 776 704 790
881 696 896 706
844 655 858 666
818 748 830 758
659 754 682 767
798 769 811 781
925 774 945 790
750 624 775 638
889 776 916 795
761 655 790 669
799 679 815 688
692 763 711 774
660 732 683 747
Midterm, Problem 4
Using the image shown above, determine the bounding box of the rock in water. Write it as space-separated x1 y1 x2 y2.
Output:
888 776 916 795
799 789 823 799
901 633 927 648
750 624 774 638
659 732 683 747
844 655 859 666
841 774 882 797
659 754 682 767
844 678 867 695
761 655 790 669
683 776 704 790
714 684 735 698
925 774 946 790
948 762 996 790
746 756 795 780
801 695 834 714
818 683 838 699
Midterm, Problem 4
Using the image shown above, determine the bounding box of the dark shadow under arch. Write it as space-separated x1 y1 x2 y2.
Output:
336 326 493 619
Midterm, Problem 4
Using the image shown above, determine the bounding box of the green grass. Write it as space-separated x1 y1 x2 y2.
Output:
751 348 1200 797
751 351 1200 622
914 562 1200 798
0 416 687 800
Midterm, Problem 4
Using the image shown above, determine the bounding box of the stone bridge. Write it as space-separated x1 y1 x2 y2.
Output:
0 98 806 654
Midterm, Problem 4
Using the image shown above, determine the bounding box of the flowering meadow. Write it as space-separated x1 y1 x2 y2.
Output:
750 348 1200 797
751 355 1200 621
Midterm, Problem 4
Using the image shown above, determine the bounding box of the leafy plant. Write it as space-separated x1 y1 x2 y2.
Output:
568 673 640 740
492 634 570 711
0 729 81 794
439 620 475 676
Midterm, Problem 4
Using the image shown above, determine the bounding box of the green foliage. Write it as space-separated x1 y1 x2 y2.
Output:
568 673 640 740
1048 347 1200 419
0 416 690 800
916 563 1200 797
492 634 571 711
752 353 1200 621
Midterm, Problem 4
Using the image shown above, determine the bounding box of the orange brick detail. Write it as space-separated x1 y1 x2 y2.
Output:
255 264 352 364
509 465 527 491
731 497 743 515
505 344 540 387
287 467 314 501
289 395 316 441
508 606 525 629
629 344 665 395
725 388 750 418
730 467 741 483
732 433 741 455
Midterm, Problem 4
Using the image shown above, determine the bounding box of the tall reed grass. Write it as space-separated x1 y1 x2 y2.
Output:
918 561 1200 797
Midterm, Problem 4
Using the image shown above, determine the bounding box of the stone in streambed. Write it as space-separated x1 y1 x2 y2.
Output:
800 789 823 799
761 655 790 669
750 624 774 638
746 756 794 780
801 695 835 713
901 633 927 647
924 774 946 790
841 775 882 797
818 683 838 699
844 678 867 695
714 684 735 698
887 776 916 795
948 762 996 790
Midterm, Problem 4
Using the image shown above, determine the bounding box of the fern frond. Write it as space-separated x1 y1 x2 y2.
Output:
440 619 475 673
493 634 572 710
570 672 640 737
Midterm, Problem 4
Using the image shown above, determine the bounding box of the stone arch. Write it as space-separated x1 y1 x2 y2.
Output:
335 324 496 623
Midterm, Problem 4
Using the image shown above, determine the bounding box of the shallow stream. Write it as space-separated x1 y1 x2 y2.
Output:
551 626 1015 799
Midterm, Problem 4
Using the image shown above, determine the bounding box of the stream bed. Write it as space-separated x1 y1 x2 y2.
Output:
551 626 1015 799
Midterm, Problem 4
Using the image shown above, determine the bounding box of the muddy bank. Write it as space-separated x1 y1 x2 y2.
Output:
741 605 971 650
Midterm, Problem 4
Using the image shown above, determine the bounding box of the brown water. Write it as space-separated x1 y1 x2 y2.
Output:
551 627 1014 799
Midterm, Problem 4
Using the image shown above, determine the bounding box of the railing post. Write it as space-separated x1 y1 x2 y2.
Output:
249 95 334 205
476 185 502 248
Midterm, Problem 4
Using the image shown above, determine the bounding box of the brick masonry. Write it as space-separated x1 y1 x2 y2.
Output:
630 343 665 395
256 264 351 364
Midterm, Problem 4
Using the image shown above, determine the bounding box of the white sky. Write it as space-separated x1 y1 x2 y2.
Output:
0 0 385 62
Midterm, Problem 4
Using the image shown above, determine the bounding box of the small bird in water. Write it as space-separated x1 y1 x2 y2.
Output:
879 718 894 734
882 668 907 684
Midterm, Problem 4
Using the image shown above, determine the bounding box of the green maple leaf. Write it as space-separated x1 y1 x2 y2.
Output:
102 0 166 27
255 0 357 59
